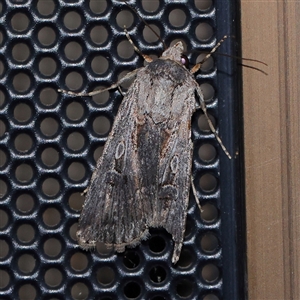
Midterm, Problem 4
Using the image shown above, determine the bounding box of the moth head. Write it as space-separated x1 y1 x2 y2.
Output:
161 41 186 64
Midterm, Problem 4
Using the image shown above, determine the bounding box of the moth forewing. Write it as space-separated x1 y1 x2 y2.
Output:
75 41 204 264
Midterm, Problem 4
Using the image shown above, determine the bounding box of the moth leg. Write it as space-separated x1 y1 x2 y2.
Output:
58 67 141 97
195 85 232 159
191 176 203 213
190 35 229 74
124 26 153 63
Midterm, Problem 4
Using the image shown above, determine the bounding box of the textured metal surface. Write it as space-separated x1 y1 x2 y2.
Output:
0 0 246 299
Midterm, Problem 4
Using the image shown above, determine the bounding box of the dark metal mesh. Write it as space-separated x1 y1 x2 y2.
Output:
0 0 246 299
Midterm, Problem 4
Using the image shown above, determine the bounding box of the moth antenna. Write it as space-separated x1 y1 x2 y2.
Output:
222 54 268 66
211 52 268 75
239 63 268 75
123 0 167 49
124 26 153 63
191 35 229 74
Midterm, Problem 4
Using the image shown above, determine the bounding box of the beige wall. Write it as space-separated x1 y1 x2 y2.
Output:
241 1 300 299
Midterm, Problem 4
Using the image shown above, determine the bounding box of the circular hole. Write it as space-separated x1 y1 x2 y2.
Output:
18 253 36 274
67 132 85 151
71 282 89 300
16 193 34 213
176 278 193 298
117 40 134 59
200 83 215 102
198 143 216 162
168 9 186 28
18 283 37 300
96 242 113 256
196 54 214 72
148 235 166 254
91 55 109 75
43 238 62 257
90 25 108 45
93 115 111 135
195 0 213 11
42 177 60 197
195 23 214 41
149 265 166 283
123 251 140 269
69 222 78 241
202 263 219 283
15 163 34 183
66 102 84 121
177 248 194 268
63 11 82 31
89 0 107 14
11 12 30 32
92 86 110 105
0 239 9 259
12 72 31 93
68 192 84 211
44 268 63 287
64 41 82 61
13 103 32 123
70 252 88 271
143 24 160 44
43 207 61 227
12 43 30 62
41 147 59 167
17 223 35 243
142 0 159 12
97 266 115 285
0 89 6 107
14 133 33 152
123 281 141 299
37 0 55 16
198 113 216 132
68 162 85 182
0 119 6 138
65 71 83 91
0 148 7 167
199 173 217 193
38 26 56 46
203 294 219 300
40 117 59 137
0 209 8 229
116 10 134 28
0 270 9 289
0 60 4 77
201 233 219 253
93 145 104 162
0 179 7 198
39 87 58 106
39 57 57 77
201 203 218 223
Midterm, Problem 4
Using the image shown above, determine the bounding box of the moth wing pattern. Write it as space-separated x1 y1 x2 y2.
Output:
76 85 149 252
77 42 200 264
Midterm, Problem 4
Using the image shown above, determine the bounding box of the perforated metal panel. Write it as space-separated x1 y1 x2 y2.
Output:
0 1 246 299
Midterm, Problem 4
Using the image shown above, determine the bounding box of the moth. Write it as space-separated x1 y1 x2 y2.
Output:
59 32 230 264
